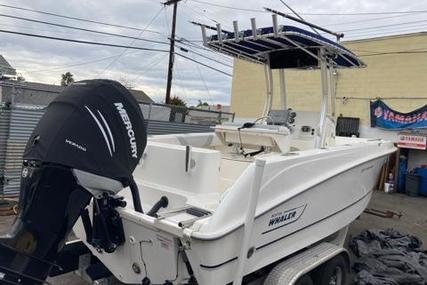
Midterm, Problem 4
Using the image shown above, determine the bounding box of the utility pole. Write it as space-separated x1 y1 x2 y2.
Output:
164 0 181 104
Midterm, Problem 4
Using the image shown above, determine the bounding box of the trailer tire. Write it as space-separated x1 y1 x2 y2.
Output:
311 254 349 285
295 275 314 285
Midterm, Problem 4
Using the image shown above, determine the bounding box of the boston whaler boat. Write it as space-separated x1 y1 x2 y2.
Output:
0 10 395 285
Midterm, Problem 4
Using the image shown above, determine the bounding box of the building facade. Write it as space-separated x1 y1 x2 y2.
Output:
231 32 427 140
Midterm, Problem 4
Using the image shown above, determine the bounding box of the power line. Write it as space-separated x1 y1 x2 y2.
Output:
192 53 213 104
188 0 266 13
0 28 169 52
301 10 427 16
344 25 427 38
182 1 218 24
177 46 232 68
278 0 321 36
25 54 125 73
325 13 420 27
131 53 168 83
175 52 232 76
342 19 427 33
0 3 162 34
0 13 170 45
98 6 165 76
176 38 233 62
189 0 427 16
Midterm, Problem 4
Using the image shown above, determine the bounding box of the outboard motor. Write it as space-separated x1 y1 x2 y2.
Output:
0 80 147 284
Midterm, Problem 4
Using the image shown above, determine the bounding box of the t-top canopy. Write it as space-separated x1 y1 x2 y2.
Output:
201 24 365 69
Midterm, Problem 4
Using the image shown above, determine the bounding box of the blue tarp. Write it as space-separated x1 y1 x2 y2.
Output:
370 100 427 129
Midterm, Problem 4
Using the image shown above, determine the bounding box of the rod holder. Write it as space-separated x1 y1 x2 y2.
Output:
272 14 279 37
251 18 257 40
233 20 240 41
216 23 223 44
201 25 207 45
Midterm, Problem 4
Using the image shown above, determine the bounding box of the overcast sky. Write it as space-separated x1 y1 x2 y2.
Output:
1 0 427 105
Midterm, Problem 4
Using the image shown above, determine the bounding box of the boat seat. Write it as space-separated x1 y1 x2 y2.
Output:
134 142 222 195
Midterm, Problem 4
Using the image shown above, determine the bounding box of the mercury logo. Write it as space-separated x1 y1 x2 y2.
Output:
114 103 138 158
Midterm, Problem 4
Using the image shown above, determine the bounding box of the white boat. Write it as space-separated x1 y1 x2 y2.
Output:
0 12 395 285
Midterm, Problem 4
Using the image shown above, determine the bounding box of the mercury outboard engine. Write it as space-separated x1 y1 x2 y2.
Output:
0 80 147 284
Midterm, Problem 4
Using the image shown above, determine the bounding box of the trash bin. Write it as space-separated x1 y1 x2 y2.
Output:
397 156 408 193
405 173 421 197
414 167 427 196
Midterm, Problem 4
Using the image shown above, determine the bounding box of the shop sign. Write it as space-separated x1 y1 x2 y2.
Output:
397 134 427 150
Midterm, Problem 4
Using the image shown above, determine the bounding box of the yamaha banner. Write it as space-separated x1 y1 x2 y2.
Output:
370 100 427 129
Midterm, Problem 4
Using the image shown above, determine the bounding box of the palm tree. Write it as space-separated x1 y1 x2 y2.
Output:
169 96 187 107
197 100 209 107
61 72 74 86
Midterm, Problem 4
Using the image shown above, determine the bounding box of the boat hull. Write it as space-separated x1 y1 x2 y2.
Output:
187 152 387 285
73 139 395 285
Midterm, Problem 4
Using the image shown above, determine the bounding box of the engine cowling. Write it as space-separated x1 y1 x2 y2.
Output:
0 79 147 284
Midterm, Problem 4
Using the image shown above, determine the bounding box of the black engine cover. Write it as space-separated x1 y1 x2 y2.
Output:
24 79 147 183
0 80 147 284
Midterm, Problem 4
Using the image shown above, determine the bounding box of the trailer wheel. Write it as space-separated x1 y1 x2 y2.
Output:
311 254 349 285
295 275 314 285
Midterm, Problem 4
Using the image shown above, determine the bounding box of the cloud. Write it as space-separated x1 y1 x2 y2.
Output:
1 0 426 105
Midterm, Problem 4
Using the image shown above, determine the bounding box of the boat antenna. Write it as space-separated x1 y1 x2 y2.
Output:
277 0 322 37
264 7 344 41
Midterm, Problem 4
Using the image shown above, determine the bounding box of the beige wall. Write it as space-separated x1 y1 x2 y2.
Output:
231 32 427 124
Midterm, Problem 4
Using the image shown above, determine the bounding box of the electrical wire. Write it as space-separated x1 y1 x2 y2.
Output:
344 26 427 39
278 0 321 36
131 53 168 83
98 6 165 76
0 13 170 45
177 46 232 68
25 54 127 73
192 53 213 104
182 0 218 24
175 52 232 76
342 19 427 33
325 13 421 27
0 29 169 52
175 37 233 62
188 0 266 13
189 0 427 16
0 3 162 35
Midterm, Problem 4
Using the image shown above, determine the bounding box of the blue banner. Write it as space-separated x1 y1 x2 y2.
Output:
370 100 427 129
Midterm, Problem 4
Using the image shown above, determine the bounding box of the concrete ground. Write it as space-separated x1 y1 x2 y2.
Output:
0 191 426 284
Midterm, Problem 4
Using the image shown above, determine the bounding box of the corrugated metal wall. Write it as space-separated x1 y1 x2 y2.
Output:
0 106 11 196
0 106 44 196
0 106 214 197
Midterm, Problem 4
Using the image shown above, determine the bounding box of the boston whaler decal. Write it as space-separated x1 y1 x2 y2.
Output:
263 204 307 234
114 102 138 158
